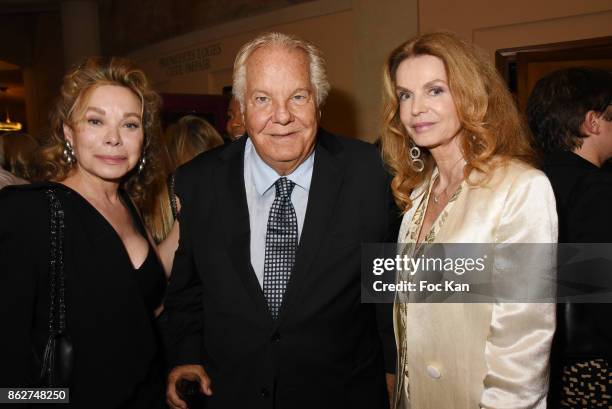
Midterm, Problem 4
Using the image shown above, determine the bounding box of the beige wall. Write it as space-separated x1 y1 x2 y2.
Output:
128 0 418 141
353 0 418 141
419 0 612 59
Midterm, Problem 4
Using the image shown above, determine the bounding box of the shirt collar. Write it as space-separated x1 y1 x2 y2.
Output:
245 137 315 196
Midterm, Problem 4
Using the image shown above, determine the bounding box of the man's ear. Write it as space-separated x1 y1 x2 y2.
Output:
583 111 601 135
63 123 74 145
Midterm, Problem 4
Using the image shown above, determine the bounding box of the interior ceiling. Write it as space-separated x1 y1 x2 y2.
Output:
0 0 315 102
98 0 316 54
0 0 59 14
0 0 316 54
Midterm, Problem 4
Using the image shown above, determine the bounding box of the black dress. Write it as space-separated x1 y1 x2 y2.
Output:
543 150 612 408
0 182 167 409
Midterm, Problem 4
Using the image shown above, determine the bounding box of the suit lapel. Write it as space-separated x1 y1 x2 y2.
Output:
214 138 272 322
277 130 345 323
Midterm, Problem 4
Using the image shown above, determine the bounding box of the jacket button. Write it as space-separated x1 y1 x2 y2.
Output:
260 387 270 398
426 365 441 379
271 331 281 342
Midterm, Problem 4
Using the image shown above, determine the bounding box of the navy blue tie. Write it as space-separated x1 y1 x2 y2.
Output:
263 177 298 319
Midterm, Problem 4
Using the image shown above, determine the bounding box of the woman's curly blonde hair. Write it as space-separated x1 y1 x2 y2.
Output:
34 56 163 209
380 32 536 212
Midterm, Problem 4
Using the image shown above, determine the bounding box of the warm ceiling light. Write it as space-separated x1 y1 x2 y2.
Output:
0 86 22 132
0 110 22 132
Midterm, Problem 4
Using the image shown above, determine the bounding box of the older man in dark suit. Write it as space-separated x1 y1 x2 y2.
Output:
164 31 398 409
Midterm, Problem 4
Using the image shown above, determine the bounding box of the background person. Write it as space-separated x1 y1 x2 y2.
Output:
164 115 225 172
381 32 557 408
225 96 246 141
0 57 167 409
0 166 26 188
0 133 28 186
527 66 612 409
146 114 224 274
0 131 38 188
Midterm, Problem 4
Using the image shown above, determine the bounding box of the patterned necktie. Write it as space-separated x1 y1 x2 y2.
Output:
263 177 298 319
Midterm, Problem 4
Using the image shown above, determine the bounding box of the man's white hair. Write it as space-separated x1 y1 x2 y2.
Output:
232 32 330 112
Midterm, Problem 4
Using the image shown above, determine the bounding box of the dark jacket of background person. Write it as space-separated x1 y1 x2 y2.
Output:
162 130 399 409
543 151 612 352
0 183 166 408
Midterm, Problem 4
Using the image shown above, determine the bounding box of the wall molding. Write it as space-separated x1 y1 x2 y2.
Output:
128 0 351 60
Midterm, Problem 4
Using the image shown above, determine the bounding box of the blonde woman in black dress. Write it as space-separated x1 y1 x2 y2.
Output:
0 57 167 409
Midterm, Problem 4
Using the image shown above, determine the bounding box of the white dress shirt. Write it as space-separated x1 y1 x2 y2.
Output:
243 137 314 287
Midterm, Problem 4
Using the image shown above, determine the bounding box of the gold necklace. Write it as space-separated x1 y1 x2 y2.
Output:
432 177 453 204
431 157 464 204
432 182 460 204
432 164 465 204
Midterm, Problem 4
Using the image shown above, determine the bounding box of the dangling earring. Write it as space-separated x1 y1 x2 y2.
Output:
138 155 146 173
63 140 76 165
409 143 424 172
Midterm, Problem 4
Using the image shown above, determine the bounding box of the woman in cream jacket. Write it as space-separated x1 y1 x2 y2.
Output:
380 32 557 409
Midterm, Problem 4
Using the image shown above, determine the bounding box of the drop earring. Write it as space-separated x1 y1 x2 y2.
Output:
63 140 76 165
138 156 146 173
409 143 424 172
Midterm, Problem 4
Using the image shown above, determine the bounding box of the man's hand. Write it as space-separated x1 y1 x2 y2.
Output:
166 364 212 409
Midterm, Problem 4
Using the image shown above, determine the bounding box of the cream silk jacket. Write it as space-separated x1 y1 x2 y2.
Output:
394 159 558 409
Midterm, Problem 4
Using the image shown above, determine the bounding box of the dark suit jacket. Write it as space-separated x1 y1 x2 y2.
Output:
543 150 612 404
544 150 612 243
163 129 399 409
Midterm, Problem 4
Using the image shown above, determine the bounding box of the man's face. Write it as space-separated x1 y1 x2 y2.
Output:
226 97 245 141
244 46 318 175
599 106 612 160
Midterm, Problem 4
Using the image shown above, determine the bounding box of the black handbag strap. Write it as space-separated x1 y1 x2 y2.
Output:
45 188 67 335
35 187 73 387
168 173 179 220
